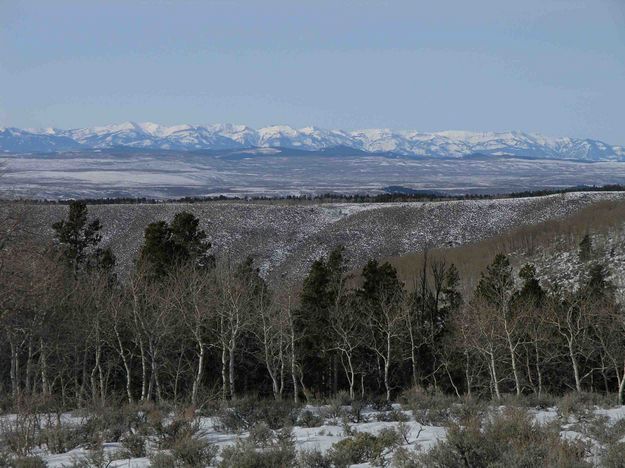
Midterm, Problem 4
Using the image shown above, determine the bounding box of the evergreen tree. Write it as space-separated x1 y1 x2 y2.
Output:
138 212 212 278
325 245 347 304
170 211 213 268
360 260 402 305
583 263 614 300
579 234 592 262
236 256 267 299
476 253 514 309
441 263 462 314
298 246 348 395
52 200 115 272
516 263 544 308
359 260 404 399
139 221 175 278
300 259 331 314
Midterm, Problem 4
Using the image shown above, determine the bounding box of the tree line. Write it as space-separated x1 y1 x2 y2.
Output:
0 201 624 410
9 183 625 206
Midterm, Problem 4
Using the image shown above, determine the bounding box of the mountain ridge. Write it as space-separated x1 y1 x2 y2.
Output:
2 122 624 161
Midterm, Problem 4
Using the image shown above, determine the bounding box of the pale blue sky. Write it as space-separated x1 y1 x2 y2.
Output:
1 0 624 143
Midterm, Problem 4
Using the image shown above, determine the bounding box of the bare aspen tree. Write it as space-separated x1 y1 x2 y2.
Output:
106 289 134 404
464 298 503 399
366 287 406 401
329 293 364 400
252 287 288 400
167 266 216 406
83 274 110 406
277 294 302 403
214 259 252 400
518 298 548 396
475 254 522 395
127 270 173 402
128 268 150 401
545 293 592 393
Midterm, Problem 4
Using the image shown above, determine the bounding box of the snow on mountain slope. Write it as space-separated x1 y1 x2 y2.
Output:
0 127 83 152
2 122 623 161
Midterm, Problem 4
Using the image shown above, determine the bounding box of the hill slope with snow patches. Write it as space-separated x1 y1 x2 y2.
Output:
12 192 625 284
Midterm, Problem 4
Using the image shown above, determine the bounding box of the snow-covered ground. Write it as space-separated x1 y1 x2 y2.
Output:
10 191 625 285
2 402 622 467
4 148 625 200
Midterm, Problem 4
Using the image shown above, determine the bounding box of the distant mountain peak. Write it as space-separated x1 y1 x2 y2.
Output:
0 122 623 161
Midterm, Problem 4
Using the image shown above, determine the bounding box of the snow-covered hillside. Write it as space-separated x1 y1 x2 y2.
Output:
12 192 625 285
2 122 624 161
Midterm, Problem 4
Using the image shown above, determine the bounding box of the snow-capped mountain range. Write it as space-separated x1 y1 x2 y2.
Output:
1 121 624 161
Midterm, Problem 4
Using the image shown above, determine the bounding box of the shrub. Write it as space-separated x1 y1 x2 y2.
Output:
215 397 300 432
296 448 333 468
557 392 600 420
327 430 401 467
579 415 625 449
396 421 411 444
219 428 295 468
399 386 457 425
40 415 88 454
298 409 324 428
248 422 275 447
67 445 120 468
82 404 145 445
0 412 40 456
151 412 217 467
0 452 11 467
252 398 300 429
446 397 487 424
601 441 625 468
219 441 295 468
333 390 353 406
325 399 346 420
392 446 420 467
416 408 591 468
13 456 46 468
171 435 218 467
156 415 204 450
370 399 393 412
121 432 146 457
376 409 409 423
499 392 557 409
348 400 368 423
149 452 177 468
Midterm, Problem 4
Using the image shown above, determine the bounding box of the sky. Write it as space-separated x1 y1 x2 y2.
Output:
1 0 624 143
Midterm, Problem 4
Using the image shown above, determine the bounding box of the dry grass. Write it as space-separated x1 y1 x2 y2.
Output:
378 199 625 292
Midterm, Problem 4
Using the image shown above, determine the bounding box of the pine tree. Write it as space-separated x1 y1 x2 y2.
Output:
579 234 592 262
584 263 614 300
476 253 514 309
138 220 174 278
360 260 402 304
517 263 544 307
298 246 348 395
52 200 115 272
138 211 212 278
170 211 213 268
441 263 462 314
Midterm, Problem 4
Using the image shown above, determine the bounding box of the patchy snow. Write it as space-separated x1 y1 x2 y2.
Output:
9 191 625 286
2 123 624 160
12 403 621 467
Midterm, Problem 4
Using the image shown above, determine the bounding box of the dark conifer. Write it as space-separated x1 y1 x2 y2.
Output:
476 253 514 309
138 212 212 278
579 234 592 262
52 200 115 272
